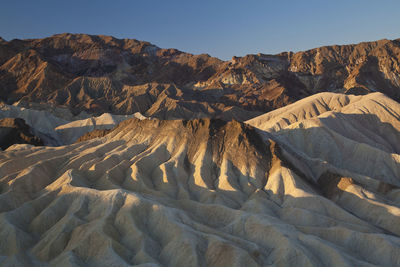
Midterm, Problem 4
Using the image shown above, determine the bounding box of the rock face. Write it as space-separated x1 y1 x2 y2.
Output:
0 92 400 266
74 128 112 143
1 34 400 120
0 118 43 149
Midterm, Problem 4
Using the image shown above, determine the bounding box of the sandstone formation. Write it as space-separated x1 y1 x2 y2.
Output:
0 92 399 266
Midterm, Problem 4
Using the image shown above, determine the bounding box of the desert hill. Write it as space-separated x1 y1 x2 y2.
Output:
0 92 399 266
247 92 400 182
1 34 400 120
0 101 144 145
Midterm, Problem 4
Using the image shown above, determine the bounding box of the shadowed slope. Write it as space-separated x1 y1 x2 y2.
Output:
0 118 43 150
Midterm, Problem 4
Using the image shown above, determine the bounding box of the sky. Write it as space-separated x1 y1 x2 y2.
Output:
1 0 399 60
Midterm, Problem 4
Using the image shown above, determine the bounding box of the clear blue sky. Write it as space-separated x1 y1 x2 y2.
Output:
1 0 399 60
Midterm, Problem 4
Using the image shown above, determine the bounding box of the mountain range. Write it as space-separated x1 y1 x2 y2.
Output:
1 34 399 120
